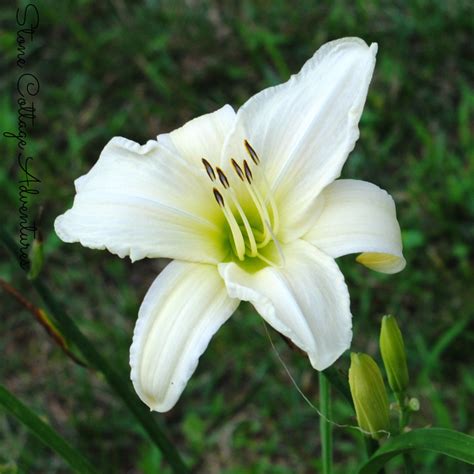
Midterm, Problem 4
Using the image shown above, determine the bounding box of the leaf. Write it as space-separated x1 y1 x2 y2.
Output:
358 428 474 473
0 385 98 474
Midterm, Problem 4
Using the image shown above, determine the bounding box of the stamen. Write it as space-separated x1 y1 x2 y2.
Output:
256 251 280 267
216 167 230 189
226 190 258 257
241 172 272 245
213 187 246 260
213 188 224 206
267 198 280 237
265 220 285 266
244 140 260 165
231 159 245 181
243 150 280 237
243 160 253 183
208 140 281 263
254 221 285 268
214 169 258 256
202 158 216 181
254 172 280 237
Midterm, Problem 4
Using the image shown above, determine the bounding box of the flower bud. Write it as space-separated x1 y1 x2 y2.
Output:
380 315 409 394
349 353 390 439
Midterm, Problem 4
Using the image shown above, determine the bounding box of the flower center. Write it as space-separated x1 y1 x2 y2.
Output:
202 140 282 267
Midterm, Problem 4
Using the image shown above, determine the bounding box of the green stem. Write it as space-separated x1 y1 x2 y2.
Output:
319 371 333 474
396 392 407 431
1 229 189 474
402 452 416 474
365 438 386 474
365 437 379 459
396 392 415 474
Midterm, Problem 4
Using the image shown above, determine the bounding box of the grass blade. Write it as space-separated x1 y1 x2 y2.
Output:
0 384 98 474
357 428 474 473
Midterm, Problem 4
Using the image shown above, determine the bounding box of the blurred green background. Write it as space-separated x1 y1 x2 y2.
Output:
1 0 473 472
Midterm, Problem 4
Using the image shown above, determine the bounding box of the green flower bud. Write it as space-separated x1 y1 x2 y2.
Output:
380 315 409 394
349 353 390 439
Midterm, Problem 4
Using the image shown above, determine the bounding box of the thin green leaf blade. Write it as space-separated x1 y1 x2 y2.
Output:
358 428 474 474
0 385 98 474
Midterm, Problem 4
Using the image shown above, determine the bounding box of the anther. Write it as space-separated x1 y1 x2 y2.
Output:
213 188 225 207
202 158 216 181
243 160 253 183
231 159 245 181
244 140 260 165
216 167 230 189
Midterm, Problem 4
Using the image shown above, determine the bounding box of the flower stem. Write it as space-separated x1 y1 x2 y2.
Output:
396 392 415 474
365 438 386 474
365 436 379 459
319 371 333 474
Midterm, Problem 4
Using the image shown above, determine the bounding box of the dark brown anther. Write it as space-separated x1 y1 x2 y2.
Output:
244 140 260 165
213 188 225 207
216 167 230 189
231 159 245 181
243 160 253 183
202 158 216 181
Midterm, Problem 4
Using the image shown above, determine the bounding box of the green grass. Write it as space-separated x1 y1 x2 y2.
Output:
1 0 473 472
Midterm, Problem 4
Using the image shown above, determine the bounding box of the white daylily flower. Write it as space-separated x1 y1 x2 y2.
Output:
55 38 405 412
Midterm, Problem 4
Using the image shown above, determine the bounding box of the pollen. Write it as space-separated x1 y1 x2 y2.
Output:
244 139 260 165
216 167 230 189
212 188 225 207
202 158 216 181
231 159 244 181
243 160 253 183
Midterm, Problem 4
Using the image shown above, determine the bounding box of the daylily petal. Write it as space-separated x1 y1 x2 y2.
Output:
221 38 377 241
130 260 239 412
305 179 405 274
218 240 352 370
55 137 226 263
159 104 236 166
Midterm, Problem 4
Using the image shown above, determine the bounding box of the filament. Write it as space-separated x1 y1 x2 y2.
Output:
204 141 281 264
213 187 246 260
